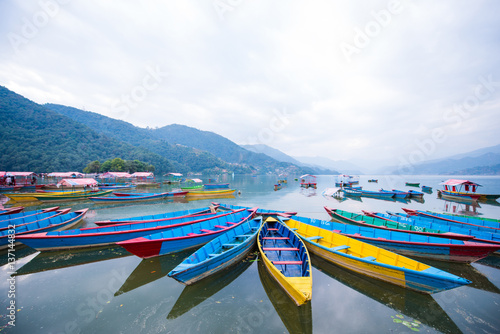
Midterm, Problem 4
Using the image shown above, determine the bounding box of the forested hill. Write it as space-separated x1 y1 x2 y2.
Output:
45 104 234 174
0 86 178 173
46 104 308 175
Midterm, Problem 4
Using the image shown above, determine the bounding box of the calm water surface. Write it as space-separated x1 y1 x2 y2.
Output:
1 175 500 333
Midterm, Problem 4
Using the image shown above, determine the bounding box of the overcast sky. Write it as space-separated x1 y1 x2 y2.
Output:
1 1 499 167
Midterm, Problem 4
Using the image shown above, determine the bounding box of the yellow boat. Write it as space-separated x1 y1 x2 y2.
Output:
257 217 312 306
4 190 88 203
285 216 471 293
185 189 236 198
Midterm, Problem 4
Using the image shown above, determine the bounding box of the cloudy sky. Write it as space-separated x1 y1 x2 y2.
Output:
1 0 499 168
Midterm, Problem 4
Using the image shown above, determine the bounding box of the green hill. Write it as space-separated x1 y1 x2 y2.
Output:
0 86 179 173
46 104 305 175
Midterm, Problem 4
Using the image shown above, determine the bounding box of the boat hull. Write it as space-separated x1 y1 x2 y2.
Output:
168 218 261 285
284 218 471 293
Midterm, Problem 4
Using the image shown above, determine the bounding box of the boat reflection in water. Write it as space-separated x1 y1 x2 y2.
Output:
310 254 462 334
167 252 256 320
14 245 132 276
257 259 313 334
115 249 196 296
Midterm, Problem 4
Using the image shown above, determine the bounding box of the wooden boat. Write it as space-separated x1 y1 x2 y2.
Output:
421 186 433 193
0 206 24 216
371 212 500 245
403 209 500 231
98 184 136 190
282 216 471 293
405 182 420 187
368 179 378 183
203 183 230 190
257 216 312 306
17 209 238 251
215 203 297 217
299 174 317 189
427 211 500 223
274 183 282 191
290 215 500 263
186 189 236 197
94 206 217 226
89 191 187 203
437 179 500 202
324 207 475 241
359 189 395 198
0 207 58 222
3 190 86 202
0 186 22 192
380 189 409 198
4 190 113 203
0 208 67 231
342 188 362 197
1 209 87 250
168 216 262 284
117 209 256 258
408 189 424 198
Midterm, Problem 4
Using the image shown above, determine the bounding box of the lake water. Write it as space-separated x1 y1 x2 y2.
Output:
1 175 500 333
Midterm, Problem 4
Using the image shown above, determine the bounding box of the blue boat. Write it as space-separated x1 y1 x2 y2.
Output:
1 209 87 250
168 216 262 284
372 212 500 245
117 209 256 258
421 186 433 193
17 209 239 251
0 206 24 216
291 215 500 263
0 208 69 231
380 189 409 199
89 191 187 203
403 209 500 230
203 183 230 190
94 206 217 226
0 206 59 224
408 190 424 198
359 189 395 199
216 203 297 216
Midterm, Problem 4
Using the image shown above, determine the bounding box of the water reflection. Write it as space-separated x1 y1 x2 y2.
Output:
0 247 37 266
14 245 131 276
441 200 482 215
115 249 195 296
310 253 462 334
418 258 500 295
257 258 313 334
167 252 256 320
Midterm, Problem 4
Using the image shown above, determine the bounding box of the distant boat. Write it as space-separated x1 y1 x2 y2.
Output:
0 206 25 216
406 182 420 187
422 186 433 193
368 179 378 183
88 191 187 203
438 179 500 202
299 174 317 189
186 189 236 198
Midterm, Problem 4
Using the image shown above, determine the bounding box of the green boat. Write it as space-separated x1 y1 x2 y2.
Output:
405 182 420 187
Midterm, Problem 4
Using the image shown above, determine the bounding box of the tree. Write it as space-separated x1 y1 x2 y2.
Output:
83 160 101 174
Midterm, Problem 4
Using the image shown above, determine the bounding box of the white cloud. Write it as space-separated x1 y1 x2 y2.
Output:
1 0 499 165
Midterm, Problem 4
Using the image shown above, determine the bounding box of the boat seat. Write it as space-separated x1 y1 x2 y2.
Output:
267 228 279 231
262 237 289 240
214 225 228 229
262 247 299 251
208 254 219 257
187 233 198 236
200 229 213 233
222 243 240 248
331 245 350 251
306 236 323 241
363 256 376 261
272 261 302 265
226 222 238 225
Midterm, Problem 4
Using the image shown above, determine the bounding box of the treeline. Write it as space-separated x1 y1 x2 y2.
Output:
83 158 155 174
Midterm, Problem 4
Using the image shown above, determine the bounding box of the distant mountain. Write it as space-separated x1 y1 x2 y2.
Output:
294 156 362 175
241 144 303 165
241 144 338 174
392 145 500 175
0 86 176 173
46 105 304 175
